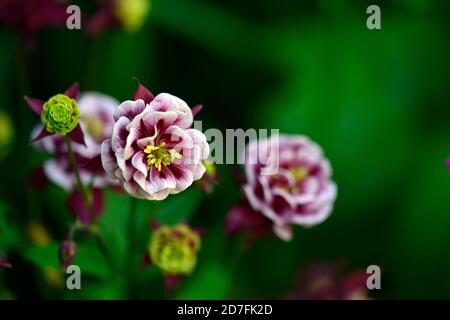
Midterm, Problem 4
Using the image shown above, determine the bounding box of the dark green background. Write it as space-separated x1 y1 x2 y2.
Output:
1 0 450 299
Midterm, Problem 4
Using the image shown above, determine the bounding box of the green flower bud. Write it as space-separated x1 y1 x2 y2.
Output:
41 94 80 135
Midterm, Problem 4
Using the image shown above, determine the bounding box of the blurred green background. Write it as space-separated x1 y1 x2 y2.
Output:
1 0 450 299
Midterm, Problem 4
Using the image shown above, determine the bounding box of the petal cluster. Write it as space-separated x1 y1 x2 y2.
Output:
101 92 209 200
240 134 337 241
41 94 80 135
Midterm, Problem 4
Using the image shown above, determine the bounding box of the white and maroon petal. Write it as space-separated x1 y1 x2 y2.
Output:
43 159 75 192
165 125 193 149
116 157 135 182
123 127 142 160
170 164 194 192
101 139 119 179
259 176 273 203
191 162 206 181
149 166 177 194
149 93 193 128
140 110 177 132
131 151 147 176
114 99 146 121
243 184 282 224
111 116 130 152
272 187 313 209
272 223 293 241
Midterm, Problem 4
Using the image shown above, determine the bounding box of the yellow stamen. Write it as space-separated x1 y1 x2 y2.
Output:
144 142 182 171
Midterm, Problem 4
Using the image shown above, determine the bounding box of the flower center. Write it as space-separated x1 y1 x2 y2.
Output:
144 142 182 171
289 166 308 194
82 116 105 141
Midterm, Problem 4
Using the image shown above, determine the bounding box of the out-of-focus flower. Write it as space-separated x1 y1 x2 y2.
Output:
148 223 201 275
446 158 450 172
114 0 151 32
59 239 77 270
287 261 368 300
0 111 13 159
88 0 151 36
195 160 220 193
31 92 119 192
101 83 209 201
227 134 337 241
26 82 86 146
0 0 70 35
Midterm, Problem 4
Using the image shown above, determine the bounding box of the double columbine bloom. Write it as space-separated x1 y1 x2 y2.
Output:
227 134 337 241
101 84 210 200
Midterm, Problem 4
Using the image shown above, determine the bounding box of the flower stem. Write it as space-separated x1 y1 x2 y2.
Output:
64 135 93 221
126 197 138 297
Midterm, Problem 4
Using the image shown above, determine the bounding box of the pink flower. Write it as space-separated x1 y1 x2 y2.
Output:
234 134 337 241
101 84 209 201
446 158 450 172
31 92 119 192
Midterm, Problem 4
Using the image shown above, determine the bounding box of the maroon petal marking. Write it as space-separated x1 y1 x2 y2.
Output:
66 188 104 225
64 82 80 100
67 190 90 225
24 96 44 115
133 79 155 104
69 124 86 146
81 154 103 173
31 126 53 143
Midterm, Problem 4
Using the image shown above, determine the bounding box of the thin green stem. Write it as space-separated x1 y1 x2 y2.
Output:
64 135 93 221
126 197 139 296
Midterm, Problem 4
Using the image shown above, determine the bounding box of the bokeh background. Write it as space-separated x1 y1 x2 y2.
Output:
1 0 450 299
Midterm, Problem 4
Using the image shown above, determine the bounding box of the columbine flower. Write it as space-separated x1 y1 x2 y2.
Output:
25 82 85 145
149 223 201 275
287 262 368 300
101 83 209 201
143 222 202 291
88 0 151 36
31 92 119 192
227 134 337 241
